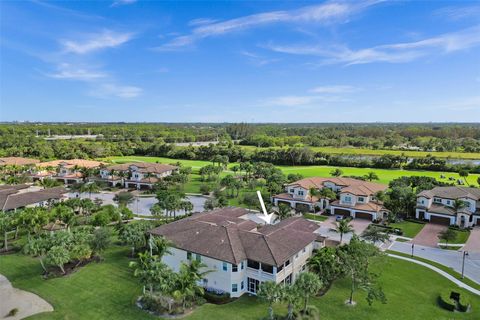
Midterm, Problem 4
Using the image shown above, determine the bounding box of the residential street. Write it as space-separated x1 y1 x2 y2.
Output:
389 241 480 284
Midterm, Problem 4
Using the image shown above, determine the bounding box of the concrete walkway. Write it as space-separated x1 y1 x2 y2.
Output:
0 274 53 319
387 254 480 296
464 227 480 252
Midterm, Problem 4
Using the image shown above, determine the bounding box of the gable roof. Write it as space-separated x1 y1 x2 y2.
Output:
418 186 480 201
286 177 387 196
149 208 318 266
106 162 178 174
0 186 67 211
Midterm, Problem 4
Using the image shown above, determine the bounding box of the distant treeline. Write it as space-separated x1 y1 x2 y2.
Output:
1 123 480 173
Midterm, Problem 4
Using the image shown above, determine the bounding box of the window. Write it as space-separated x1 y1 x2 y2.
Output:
298 191 304 196
232 264 238 272
261 263 273 274
187 252 192 260
285 259 290 267
196 254 201 263
446 200 451 205
344 196 352 203
302 247 306 253
289 189 294 193
232 284 238 293
434 198 441 203
247 260 260 269
295 253 299 259
358 197 365 202
241 261 244 270
222 262 228 271
241 281 244 290
277 264 284 272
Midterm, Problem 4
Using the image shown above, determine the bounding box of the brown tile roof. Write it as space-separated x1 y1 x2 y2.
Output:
106 162 178 174
0 157 40 166
330 200 388 213
37 159 105 169
418 186 480 201
286 177 386 196
1 186 67 211
149 208 317 266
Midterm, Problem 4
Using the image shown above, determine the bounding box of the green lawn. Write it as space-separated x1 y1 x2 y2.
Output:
303 213 329 222
2 249 478 320
389 221 426 238
239 145 480 160
102 156 480 186
439 229 471 245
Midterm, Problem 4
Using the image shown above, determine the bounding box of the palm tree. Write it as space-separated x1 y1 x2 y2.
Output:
275 203 292 221
80 182 100 199
282 285 299 320
0 211 13 251
294 272 323 314
334 218 354 243
309 187 319 213
173 260 211 311
150 235 172 258
453 199 467 212
23 236 48 273
330 168 343 177
361 226 389 244
257 281 283 320
364 171 379 181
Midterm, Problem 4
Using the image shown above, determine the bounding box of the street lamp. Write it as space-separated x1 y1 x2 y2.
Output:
461 251 469 279
411 243 415 258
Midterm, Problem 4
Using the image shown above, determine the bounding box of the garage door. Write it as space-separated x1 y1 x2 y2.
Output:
430 215 451 225
355 212 373 220
334 208 351 217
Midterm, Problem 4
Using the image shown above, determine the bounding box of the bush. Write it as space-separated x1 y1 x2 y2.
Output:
203 289 231 304
458 295 471 312
7 308 19 317
438 291 455 311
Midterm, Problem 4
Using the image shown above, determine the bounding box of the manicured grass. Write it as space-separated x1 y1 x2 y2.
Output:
0 246 155 320
101 156 480 186
303 213 328 221
389 221 426 238
239 145 480 160
387 250 480 291
439 229 471 244
1 248 479 319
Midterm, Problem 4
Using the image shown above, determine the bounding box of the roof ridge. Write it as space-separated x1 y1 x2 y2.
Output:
261 233 279 266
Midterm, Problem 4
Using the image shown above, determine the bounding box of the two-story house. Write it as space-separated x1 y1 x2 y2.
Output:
272 177 388 221
34 159 105 184
416 186 480 228
98 162 178 189
149 207 321 297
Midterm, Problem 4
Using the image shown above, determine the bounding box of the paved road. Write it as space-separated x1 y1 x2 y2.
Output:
411 223 446 247
389 241 480 284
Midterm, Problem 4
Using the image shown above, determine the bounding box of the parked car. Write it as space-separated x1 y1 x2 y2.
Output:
336 215 346 222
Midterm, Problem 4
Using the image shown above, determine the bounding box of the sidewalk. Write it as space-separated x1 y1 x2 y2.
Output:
389 241 480 284
387 254 480 296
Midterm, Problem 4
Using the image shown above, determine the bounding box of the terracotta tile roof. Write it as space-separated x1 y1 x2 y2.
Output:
272 192 319 203
37 159 105 169
1 186 67 211
106 162 178 174
150 208 317 266
418 186 480 201
286 177 386 196
0 157 40 166
330 199 388 213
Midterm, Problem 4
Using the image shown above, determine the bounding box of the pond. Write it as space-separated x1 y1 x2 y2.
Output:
68 192 209 216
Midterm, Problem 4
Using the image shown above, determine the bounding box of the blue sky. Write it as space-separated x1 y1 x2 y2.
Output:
1 0 479 122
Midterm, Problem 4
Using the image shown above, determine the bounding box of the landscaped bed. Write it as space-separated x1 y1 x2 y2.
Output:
1 246 479 319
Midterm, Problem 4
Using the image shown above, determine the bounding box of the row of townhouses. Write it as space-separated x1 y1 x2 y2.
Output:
272 177 389 221
149 207 323 297
0 184 67 212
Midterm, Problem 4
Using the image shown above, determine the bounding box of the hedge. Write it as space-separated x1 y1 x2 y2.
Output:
438 291 456 311
203 291 232 305
458 295 471 312
438 290 471 312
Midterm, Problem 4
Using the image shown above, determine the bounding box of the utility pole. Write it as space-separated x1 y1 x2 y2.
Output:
461 251 469 279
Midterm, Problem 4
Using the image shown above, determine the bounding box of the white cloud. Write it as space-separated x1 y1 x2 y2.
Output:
188 18 218 27
262 95 318 107
47 63 107 80
240 51 279 66
89 83 142 98
61 30 133 54
266 25 480 65
111 0 137 7
434 6 480 21
310 85 358 93
156 1 381 50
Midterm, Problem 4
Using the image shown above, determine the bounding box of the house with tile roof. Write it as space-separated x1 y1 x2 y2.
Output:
0 157 40 167
98 162 178 189
272 177 389 221
415 186 480 228
0 185 67 212
33 159 106 184
149 207 322 297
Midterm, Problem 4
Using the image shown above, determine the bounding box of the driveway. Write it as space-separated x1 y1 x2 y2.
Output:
316 216 371 243
464 227 480 252
411 223 447 247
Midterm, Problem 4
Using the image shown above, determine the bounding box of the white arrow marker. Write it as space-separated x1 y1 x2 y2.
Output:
257 190 275 224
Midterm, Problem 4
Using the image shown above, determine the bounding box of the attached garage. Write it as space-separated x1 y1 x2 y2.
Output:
355 212 374 221
429 215 451 226
333 208 351 217
276 200 292 207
